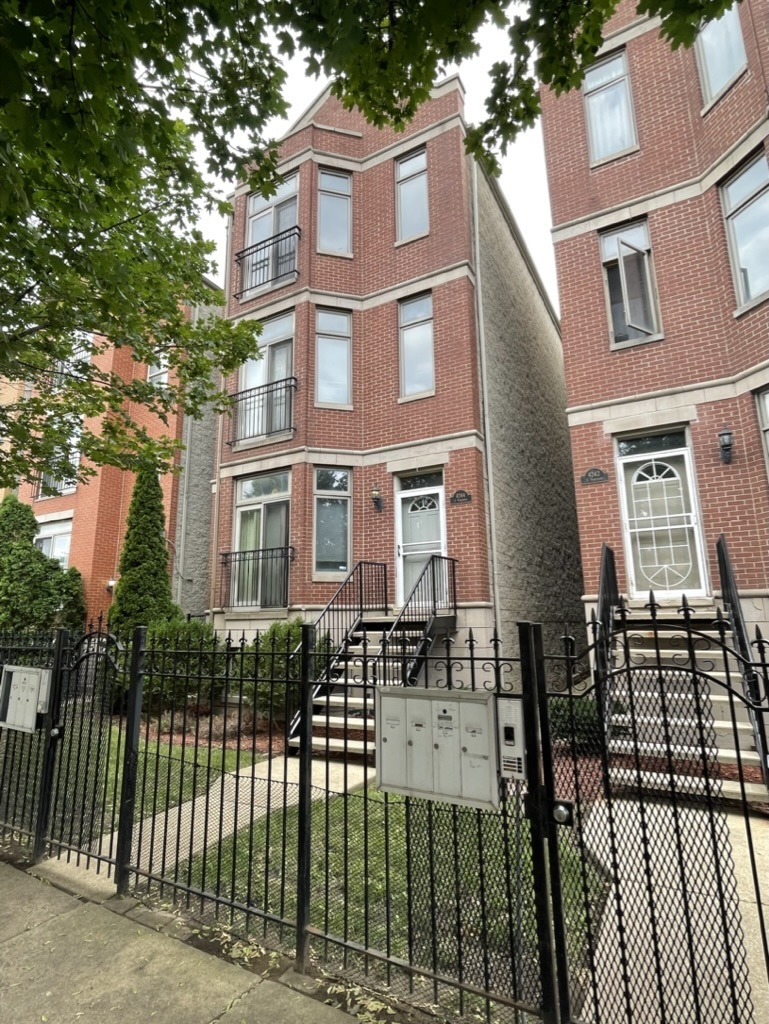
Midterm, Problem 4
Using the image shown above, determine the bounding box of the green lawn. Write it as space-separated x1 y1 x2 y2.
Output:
104 724 259 820
180 786 607 1013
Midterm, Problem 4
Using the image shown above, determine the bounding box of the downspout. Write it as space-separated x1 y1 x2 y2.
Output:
471 160 502 638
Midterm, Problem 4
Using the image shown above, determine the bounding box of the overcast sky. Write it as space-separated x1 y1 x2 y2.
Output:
199 22 559 311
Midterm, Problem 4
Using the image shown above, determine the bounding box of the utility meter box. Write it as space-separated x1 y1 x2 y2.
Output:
375 688 501 811
0 666 52 734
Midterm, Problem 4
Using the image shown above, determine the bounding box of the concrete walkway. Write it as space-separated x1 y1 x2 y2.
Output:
98 754 375 879
580 801 768 1023
0 860 356 1024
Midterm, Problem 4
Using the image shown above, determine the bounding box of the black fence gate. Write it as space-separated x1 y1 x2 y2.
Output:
1 585 767 1024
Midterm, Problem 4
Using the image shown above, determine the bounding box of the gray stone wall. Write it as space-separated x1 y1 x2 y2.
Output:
475 169 583 652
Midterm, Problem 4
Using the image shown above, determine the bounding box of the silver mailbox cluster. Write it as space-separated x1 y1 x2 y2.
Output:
375 688 526 812
0 666 52 734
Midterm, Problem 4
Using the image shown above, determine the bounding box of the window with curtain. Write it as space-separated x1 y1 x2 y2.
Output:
584 51 637 163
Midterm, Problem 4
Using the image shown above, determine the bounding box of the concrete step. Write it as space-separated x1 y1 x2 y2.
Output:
314 695 372 709
608 767 767 805
607 739 760 766
612 714 754 736
310 715 374 730
288 736 370 754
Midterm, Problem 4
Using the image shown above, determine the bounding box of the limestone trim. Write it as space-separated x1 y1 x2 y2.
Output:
567 360 769 426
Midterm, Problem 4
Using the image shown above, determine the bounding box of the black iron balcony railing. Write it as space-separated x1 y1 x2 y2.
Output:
227 377 297 445
234 225 300 298
219 547 294 609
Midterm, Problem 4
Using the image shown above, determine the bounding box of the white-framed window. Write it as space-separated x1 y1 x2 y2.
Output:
758 390 769 469
53 332 91 387
147 354 169 387
316 309 352 406
243 174 298 292
722 154 769 307
600 220 660 345
314 468 351 574
236 311 294 441
696 4 747 105
35 518 73 567
318 170 351 254
396 149 428 241
583 51 637 164
38 418 81 497
399 294 434 397
232 471 291 607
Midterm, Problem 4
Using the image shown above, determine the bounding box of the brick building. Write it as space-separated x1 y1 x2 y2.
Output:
211 77 583 645
19 295 220 624
540 0 769 631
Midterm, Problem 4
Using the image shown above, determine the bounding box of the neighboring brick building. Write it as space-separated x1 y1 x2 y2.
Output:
18 295 221 624
211 77 583 646
540 0 769 631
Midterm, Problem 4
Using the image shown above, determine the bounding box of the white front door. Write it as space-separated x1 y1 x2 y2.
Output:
617 432 708 598
396 486 446 605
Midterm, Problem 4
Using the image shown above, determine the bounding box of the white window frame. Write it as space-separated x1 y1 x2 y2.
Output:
313 468 352 578
317 169 352 255
695 5 747 108
721 154 769 308
399 293 434 399
583 50 638 165
243 173 299 295
34 517 73 567
758 390 769 476
38 418 81 497
147 353 169 387
236 311 295 442
395 149 429 242
315 309 352 407
600 221 661 347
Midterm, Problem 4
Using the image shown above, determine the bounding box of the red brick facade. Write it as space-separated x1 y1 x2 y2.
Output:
541 1 769 622
211 79 580 638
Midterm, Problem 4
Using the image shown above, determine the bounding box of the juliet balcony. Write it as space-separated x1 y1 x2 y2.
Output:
233 226 301 299
219 548 294 610
227 377 297 446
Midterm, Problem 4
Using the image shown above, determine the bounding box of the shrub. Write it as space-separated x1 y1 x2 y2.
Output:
55 567 88 632
0 494 64 630
109 464 182 636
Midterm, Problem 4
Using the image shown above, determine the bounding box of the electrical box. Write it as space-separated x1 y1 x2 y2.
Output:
497 696 526 780
0 666 52 734
376 688 501 811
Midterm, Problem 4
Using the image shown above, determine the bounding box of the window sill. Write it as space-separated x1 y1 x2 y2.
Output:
238 272 299 303
733 291 768 319
700 65 748 117
395 231 429 248
312 572 349 583
397 390 435 404
610 332 664 351
35 489 77 501
314 402 353 411
316 249 353 259
589 144 640 170
231 430 293 453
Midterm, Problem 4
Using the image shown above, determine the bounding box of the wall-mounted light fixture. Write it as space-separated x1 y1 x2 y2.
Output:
371 486 384 512
718 426 733 464
106 578 117 594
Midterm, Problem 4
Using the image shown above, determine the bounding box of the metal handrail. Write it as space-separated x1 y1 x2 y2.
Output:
219 547 294 609
287 561 388 741
233 225 300 297
226 377 297 444
380 555 458 685
717 533 769 790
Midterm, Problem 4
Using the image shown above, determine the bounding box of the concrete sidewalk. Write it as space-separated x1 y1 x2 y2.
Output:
0 860 353 1024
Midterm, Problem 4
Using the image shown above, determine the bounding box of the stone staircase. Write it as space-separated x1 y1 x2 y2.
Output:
287 614 430 758
607 621 768 806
